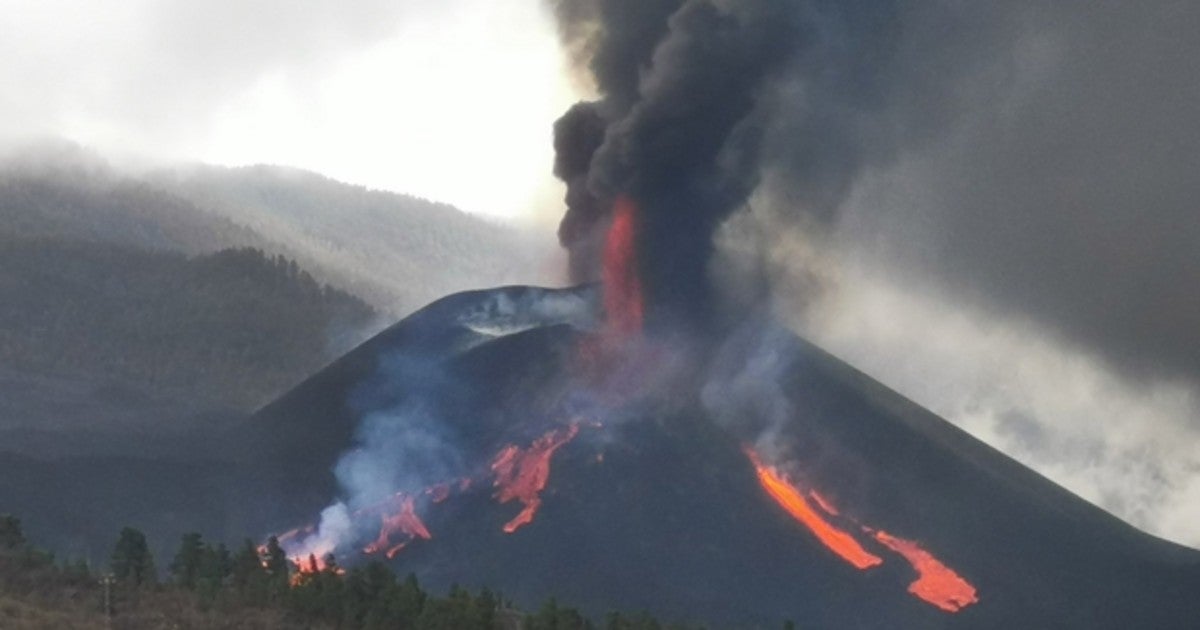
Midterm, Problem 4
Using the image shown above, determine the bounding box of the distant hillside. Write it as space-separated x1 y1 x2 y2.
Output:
1 140 558 318
0 237 374 409
0 142 265 255
151 164 558 315
0 139 557 416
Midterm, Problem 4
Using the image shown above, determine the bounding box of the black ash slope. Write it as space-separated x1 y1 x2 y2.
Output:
240 285 1200 628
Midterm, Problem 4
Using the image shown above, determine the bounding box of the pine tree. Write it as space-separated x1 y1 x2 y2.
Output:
474 587 498 629
0 514 25 550
169 532 205 588
231 538 268 602
397 572 427 622
110 527 156 586
196 541 231 603
262 535 290 596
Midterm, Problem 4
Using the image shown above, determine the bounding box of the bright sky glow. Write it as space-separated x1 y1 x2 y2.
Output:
0 1 578 222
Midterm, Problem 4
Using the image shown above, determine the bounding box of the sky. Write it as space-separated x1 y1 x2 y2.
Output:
0 0 578 221
1 0 1197 548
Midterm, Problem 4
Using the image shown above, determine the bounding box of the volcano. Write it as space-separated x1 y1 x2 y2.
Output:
238 283 1200 628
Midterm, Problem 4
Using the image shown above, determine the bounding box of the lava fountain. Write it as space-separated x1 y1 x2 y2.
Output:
601 195 644 337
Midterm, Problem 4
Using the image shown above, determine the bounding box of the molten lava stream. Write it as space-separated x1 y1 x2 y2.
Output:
362 494 432 556
870 529 979 612
492 424 581 533
745 449 882 570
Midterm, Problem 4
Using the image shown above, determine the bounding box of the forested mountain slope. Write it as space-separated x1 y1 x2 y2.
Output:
0 140 553 418
0 239 373 410
152 163 556 314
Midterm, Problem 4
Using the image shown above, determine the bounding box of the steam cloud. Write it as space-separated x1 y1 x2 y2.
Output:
284 351 467 561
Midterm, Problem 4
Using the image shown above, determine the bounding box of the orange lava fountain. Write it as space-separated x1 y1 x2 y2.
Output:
602 196 644 336
492 424 582 533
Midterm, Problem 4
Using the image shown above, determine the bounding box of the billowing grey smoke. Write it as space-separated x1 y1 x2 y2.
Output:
549 1 1200 542
552 0 807 323
548 0 1010 329
837 1 1200 387
552 0 1200 391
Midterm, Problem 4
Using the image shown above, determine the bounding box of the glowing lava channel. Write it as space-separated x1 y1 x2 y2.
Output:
492 424 581 533
870 529 980 612
746 449 882 569
745 448 979 613
362 494 433 559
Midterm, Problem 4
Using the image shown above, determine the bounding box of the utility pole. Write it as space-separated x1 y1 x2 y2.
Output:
99 572 116 629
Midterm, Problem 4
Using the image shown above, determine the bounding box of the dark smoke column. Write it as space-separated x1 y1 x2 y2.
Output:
553 0 806 330
549 0 911 333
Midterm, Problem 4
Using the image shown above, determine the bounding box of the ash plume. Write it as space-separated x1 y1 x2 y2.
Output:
551 0 806 324
550 0 1200 387
548 1 1200 543
547 0 999 327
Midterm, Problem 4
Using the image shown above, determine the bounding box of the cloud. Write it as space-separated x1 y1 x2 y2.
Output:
831 0 1200 387
0 0 576 220
788 263 1200 547
0 1 417 145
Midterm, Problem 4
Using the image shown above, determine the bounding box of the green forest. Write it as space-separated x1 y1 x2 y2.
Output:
0 514 757 630
0 145 551 414
0 237 375 409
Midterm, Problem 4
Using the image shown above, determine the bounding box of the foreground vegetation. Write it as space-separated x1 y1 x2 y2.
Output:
0 515 762 630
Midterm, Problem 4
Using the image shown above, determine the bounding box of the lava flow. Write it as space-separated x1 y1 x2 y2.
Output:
870 529 980 612
362 494 432 559
492 424 582 533
273 423 590 572
746 449 882 569
745 447 979 613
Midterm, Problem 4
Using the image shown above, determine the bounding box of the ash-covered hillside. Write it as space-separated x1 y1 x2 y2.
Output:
238 284 1200 629
0 239 373 410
